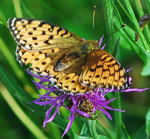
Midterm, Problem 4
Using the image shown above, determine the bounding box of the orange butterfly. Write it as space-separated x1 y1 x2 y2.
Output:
8 18 129 94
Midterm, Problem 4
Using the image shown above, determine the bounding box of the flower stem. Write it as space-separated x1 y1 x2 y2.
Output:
114 92 122 138
87 120 98 138
96 118 115 138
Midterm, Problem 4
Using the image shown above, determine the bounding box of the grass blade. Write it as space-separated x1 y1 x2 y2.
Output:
0 83 48 139
12 0 23 17
146 109 150 138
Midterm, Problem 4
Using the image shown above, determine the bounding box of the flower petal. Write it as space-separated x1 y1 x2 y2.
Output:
121 88 149 92
62 112 76 137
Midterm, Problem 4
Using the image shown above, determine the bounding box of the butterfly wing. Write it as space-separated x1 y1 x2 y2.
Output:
16 45 129 94
11 18 129 94
9 17 89 94
16 45 71 76
79 49 129 90
8 18 83 50
16 45 89 94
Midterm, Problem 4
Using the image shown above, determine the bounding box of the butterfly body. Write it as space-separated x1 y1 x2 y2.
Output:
54 40 99 72
55 51 81 72
8 18 129 94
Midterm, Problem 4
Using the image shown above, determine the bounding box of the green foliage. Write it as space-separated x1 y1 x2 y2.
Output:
0 0 150 139
146 109 150 138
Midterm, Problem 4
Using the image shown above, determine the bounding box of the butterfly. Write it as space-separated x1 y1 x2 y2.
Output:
8 18 129 94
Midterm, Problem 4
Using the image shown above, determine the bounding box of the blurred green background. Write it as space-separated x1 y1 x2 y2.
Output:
0 0 150 139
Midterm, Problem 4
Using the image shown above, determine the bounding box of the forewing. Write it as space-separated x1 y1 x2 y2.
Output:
16 45 69 76
79 49 129 90
8 18 83 50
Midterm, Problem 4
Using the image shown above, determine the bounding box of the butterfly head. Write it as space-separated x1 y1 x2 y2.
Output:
81 40 99 54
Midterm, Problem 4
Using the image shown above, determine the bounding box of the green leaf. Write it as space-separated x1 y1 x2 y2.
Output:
73 134 110 139
0 65 38 112
104 0 115 53
0 64 72 136
0 83 49 139
123 0 149 51
74 134 92 139
134 125 146 139
97 135 110 139
80 122 88 135
141 56 150 76
146 109 150 138
12 0 23 17
87 120 98 138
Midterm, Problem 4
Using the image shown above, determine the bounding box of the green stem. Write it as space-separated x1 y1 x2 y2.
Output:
135 0 150 45
104 0 114 53
124 0 149 51
116 1 148 60
0 38 23 79
121 122 131 139
87 120 99 138
96 118 115 138
0 83 48 139
0 38 35 95
114 92 122 138
12 0 23 17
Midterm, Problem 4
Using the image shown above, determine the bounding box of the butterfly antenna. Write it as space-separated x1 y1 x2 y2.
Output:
98 24 126 50
108 24 126 37
93 4 96 30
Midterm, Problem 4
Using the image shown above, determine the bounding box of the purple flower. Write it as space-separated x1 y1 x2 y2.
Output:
28 71 148 137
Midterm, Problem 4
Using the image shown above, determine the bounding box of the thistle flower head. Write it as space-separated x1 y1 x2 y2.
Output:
28 72 123 136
